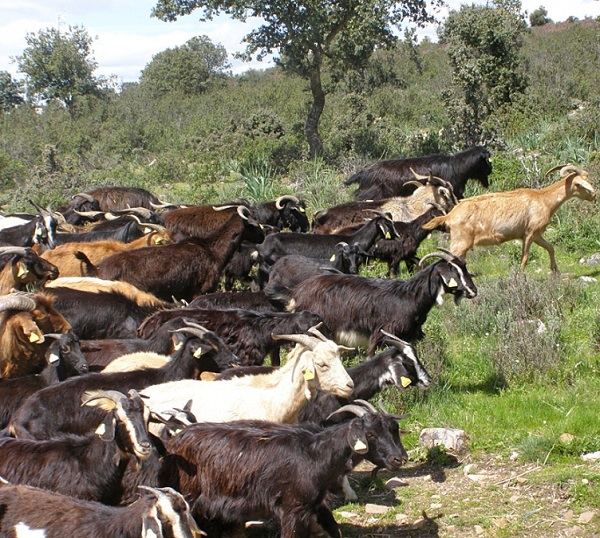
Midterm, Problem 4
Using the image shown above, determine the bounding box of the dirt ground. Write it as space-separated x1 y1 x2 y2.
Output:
331 455 600 538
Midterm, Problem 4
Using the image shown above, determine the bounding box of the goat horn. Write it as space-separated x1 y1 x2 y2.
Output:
212 204 239 211
173 325 210 339
380 329 411 346
108 207 155 219
545 164 572 177
418 249 457 267
181 319 210 334
403 180 425 188
0 294 37 312
81 389 128 407
71 192 95 202
354 399 378 413
307 323 328 342
275 195 300 209
73 210 105 218
237 205 251 220
327 404 368 420
150 199 177 209
377 398 411 420
29 200 49 216
0 246 29 256
410 168 431 181
558 165 585 177
271 332 318 350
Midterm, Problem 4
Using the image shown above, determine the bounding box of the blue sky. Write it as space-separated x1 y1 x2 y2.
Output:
1 0 599 84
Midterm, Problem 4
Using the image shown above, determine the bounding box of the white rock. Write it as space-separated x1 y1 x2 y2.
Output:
419 427 469 453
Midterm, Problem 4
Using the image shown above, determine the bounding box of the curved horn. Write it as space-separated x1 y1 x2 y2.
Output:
275 195 300 210
109 207 156 220
418 249 457 267
0 294 37 312
0 246 29 256
380 329 411 347
545 164 572 177
307 323 328 342
271 332 318 350
150 199 178 210
212 204 239 211
237 205 251 220
73 210 105 218
71 192 95 202
173 324 211 339
377 398 411 420
353 399 378 413
327 404 368 420
410 168 432 182
558 165 585 177
81 389 128 407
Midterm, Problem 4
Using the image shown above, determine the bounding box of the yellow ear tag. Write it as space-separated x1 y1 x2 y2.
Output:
17 266 28 278
303 368 315 381
299 208 305 213
353 439 368 453
29 332 41 343
95 423 106 436
144 227 152 234
193 348 204 358
447 277 458 288
49 353 60 364
400 376 412 387
329 254 336 262
385 231 391 239
174 341 183 351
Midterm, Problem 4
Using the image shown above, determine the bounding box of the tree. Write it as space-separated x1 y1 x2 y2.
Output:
15 25 101 115
140 35 231 97
529 6 551 27
439 0 528 145
0 71 24 111
151 0 443 159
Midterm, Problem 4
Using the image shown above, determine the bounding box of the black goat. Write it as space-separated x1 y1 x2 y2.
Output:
8 323 239 439
262 242 368 295
345 145 492 200
0 483 199 538
138 307 325 366
44 279 169 339
271 250 477 355
0 332 88 429
0 389 152 503
256 213 397 269
250 195 310 232
161 404 408 537
341 204 445 275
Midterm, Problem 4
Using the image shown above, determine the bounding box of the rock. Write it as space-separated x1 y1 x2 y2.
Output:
385 477 408 489
578 511 595 524
475 525 484 534
395 513 409 524
581 451 600 461
579 253 600 266
579 276 597 283
419 427 469 454
364 503 389 515
559 433 575 443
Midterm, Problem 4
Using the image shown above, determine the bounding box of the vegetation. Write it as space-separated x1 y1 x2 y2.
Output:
1 6 599 535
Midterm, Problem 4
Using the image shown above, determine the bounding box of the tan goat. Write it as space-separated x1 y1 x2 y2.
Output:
422 164 596 272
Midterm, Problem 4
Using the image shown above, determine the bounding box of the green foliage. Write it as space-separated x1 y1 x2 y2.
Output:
439 1 528 146
529 6 551 27
15 25 103 115
139 35 230 98
0 71 24 111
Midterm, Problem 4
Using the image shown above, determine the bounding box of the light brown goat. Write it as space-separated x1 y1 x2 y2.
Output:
422 164 596 272
40 230 173 277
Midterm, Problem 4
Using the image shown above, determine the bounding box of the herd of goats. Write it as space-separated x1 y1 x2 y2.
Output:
0 145 595 537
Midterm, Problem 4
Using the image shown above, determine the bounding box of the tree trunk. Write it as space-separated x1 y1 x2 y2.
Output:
305 59 325 160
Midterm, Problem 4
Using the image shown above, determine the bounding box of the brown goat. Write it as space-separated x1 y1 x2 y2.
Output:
40 230 173 277
0 292 72 378
422 165 596 271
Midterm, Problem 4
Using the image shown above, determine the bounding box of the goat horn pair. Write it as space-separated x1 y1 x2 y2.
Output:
29 200 52 216
128 215 167 233
545 163 585 177
419 247 458 267
150 198 177 209
377 398 411 421
0 293 36 312
71 192 95 202
275 195 300 209
173 321 210 338
271 332 319 350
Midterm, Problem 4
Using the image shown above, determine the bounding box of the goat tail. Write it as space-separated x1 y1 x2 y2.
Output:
421 214 448 232
343 170 369 187
73 251 97 276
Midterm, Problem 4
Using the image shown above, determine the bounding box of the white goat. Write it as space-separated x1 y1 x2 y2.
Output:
422 164 596 272
140 327 354 431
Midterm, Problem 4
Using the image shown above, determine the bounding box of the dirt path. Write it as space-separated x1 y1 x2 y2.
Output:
334 456 600 537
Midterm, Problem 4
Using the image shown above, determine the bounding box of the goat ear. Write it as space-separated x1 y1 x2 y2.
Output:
95 413 116 442
19 318 45 344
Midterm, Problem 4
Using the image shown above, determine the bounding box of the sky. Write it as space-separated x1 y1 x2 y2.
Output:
1 0 599 84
